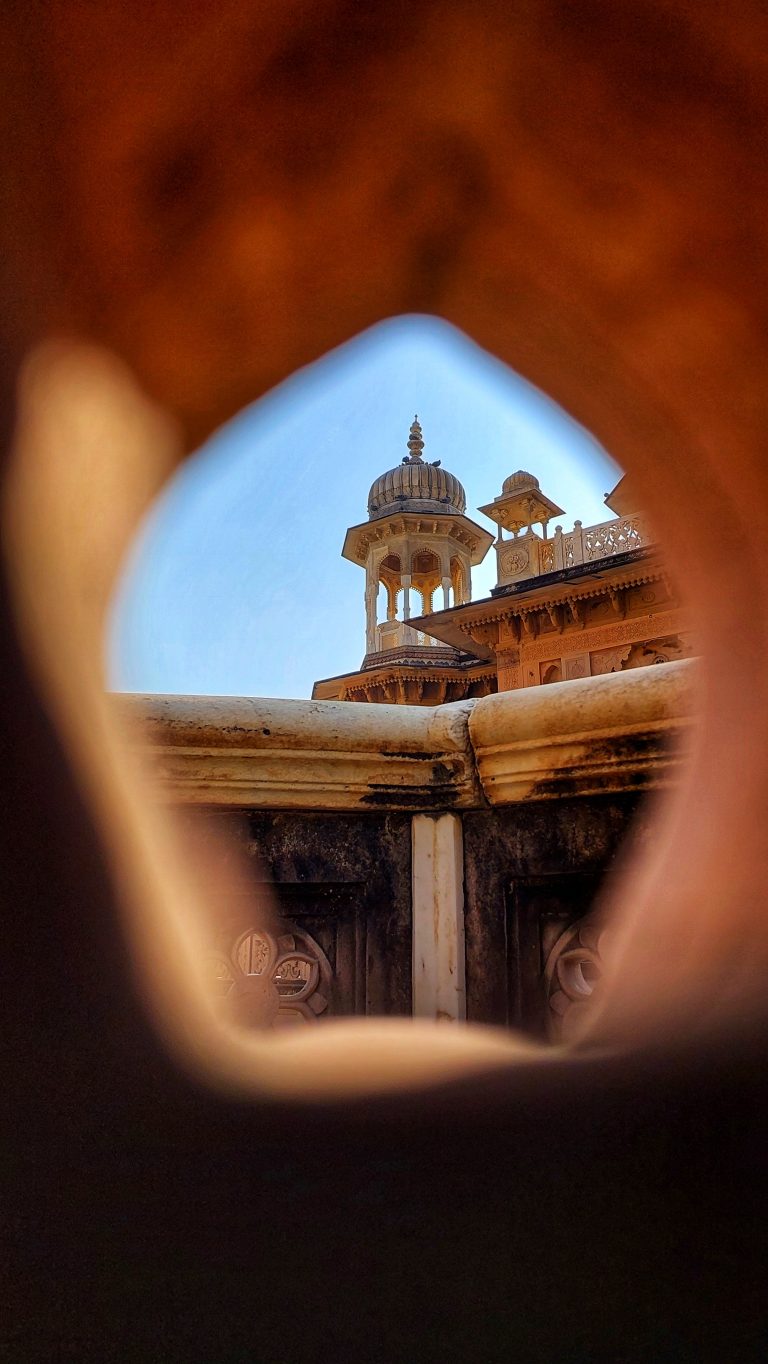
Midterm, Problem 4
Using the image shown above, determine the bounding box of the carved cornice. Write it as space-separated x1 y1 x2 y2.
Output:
441 568 667 645
344 666 495 692
343 512 493 564
518 608 683 663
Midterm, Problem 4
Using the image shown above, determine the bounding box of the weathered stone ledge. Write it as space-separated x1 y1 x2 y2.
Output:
118 693 484 810
120 660 696 810
468 659 695 804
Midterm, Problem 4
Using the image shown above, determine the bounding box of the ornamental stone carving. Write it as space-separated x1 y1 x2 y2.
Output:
564 653 590 680
212 923 332 1029
500 545 530 576
544 916 610 1041
583 515 645 560
518 608 682 664
591 644 633 675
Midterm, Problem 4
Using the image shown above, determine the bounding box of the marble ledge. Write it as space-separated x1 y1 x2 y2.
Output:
117 693 483 811
468 658 696 804
118 660 696 811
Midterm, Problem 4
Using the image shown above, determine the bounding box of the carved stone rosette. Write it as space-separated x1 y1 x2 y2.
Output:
543 916 607 1041
212 923 332 1029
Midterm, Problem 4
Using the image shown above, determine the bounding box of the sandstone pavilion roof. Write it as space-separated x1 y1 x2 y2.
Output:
367 416 467 520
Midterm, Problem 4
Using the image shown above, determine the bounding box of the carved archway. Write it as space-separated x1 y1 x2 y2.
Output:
411 548 441 615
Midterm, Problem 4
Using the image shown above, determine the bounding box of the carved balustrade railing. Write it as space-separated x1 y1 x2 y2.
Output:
555 512 651 572
498 510 653 583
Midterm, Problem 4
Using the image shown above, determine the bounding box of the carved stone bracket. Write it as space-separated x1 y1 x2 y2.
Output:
607 586 625 617
567 597 584 627
463 619 501 650
546 602 563 632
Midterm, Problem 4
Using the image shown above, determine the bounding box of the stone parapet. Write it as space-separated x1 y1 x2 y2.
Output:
469 657 695 804
120 692 484 810
123 660 695 811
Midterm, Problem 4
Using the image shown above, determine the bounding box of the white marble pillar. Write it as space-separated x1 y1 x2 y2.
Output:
401 573 412 620
441 576 451 609
364 564 378 653
411 813 466 1022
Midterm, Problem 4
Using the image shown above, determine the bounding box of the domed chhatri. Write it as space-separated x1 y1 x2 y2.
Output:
502 469 540 496
340 414 494 671
367 415 467 520
479 467 564 538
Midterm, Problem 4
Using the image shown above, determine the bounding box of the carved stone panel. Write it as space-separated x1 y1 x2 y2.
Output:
213 921 333 1029
517 608 682 663
591 644 633 675
502 873 602 1036
462 802 644 1033
499 544 530 579
245 812 412 1017
195 810 412 1020
564 652 591 681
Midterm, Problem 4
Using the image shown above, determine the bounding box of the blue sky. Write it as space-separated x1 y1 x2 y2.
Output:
109 315 620 699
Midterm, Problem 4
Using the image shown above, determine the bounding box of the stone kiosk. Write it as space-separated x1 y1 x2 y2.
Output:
313 417 496 704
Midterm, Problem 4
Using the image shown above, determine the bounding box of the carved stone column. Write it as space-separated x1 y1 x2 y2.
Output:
364 564 378 654
401 572 412 620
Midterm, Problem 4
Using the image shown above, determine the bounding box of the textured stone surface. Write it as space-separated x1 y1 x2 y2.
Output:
463 797 645 1029
123 691 484 809
126 659 694 808
469 657 695 803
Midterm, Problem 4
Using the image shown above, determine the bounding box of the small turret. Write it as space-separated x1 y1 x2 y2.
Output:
342 414 493 659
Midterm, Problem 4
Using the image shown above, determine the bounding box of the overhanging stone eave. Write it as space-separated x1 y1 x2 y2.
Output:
477 490 566 528
409 605 497 659
341 511 495 565
410 546 667 656
312 649 490 700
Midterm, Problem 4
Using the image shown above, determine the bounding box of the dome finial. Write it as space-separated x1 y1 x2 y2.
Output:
407 414 424 462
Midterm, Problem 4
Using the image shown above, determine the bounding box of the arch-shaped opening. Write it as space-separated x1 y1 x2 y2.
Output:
450 555 467 608
110 317 620 698
102 314 689 1056
378 553 402 621
411 547 441 616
